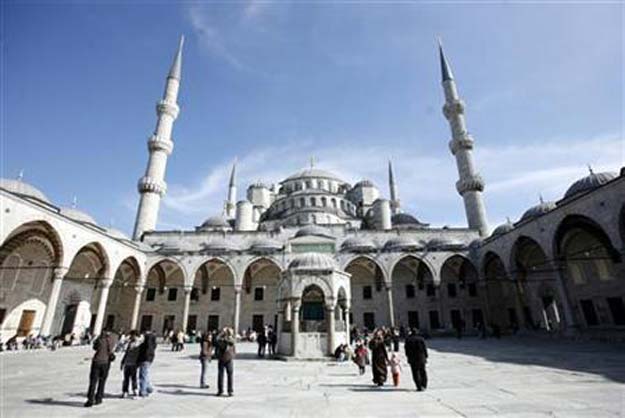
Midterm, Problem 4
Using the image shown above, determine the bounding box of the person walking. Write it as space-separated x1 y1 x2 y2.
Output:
215 327 236 396
120 330 142 398
257 328 267 358
199 332 212 388
368 330 389 386
392 328 400 352
389 352 402 387
353 342 368 375
404 328 428 391
84 331 115 407
137 330 157 397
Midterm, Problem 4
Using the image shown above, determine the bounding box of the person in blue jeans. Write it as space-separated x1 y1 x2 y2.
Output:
137 331 157 397
214 327 236 396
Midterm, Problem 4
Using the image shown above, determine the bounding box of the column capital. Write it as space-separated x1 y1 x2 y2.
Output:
53 266 69 279
234 285 242 295
183 285 194 294
292 298 302 311
134 283 146 293
99 278 114 289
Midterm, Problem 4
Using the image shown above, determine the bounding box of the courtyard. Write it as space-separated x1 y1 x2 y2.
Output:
1 337 624 417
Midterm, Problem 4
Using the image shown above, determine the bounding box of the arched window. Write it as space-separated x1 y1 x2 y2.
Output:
321 197 327 207
311 197 317 207
299 198 306 207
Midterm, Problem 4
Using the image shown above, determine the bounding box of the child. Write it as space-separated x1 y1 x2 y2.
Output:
389 352 402 387
353 342 368 375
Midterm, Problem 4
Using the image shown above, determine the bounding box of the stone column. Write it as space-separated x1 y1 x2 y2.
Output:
344 304 351 345
130 284 145 330
93 278 113 336
182 285 193 333
326 304 336 355
291 299 301 357
549 261 576 330
41 267 68 336
233 286 242 336
386 285 395 328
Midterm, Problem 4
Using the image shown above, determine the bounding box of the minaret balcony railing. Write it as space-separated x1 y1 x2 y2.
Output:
456 175 485 195
138 176 168 195
148 135 174 155
156 100 180 119
442 99 465 120
448 134 474 155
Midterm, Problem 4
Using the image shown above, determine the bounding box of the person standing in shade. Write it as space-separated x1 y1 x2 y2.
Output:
199 332 212 388
404 328 428 391
120 330 142 398
215 327 236 396
267 326 277 356
137 330 157 397
84 331 115 407
368 330 389 386
257 327 267 358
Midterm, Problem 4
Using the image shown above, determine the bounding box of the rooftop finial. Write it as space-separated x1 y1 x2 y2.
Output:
168 35 184 80
539 193 544 204
16 169 24 181
438 37 454 82
506 216 512 224
310 155 316 169
71 196 78 208
587 164 594 175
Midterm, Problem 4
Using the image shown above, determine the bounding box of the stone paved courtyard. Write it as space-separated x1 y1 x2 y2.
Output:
1 337 624 417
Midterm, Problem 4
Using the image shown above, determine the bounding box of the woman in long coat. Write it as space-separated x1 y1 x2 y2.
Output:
368 330 389 386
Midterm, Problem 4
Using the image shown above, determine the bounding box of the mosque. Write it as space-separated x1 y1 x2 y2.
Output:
1 38 623 357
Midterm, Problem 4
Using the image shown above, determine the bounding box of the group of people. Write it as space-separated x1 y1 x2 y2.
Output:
255 326 277 357
0 330 93 352
196 328 238 395
347 328 429 391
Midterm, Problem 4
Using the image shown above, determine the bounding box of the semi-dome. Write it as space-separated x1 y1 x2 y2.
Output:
249 238 283 253
392 213 428 228
564 171 618 199
60 207 97 225
200 215 229 229
353 179 375 188
341 236 377 252
0 178 50 203
491 220 514 237
520 200 556 222
283 168 344 183
288 252 336 270
294 225 334 239
201 239 239 253
427 237 464 250
106 228 130 240
384 236 425 251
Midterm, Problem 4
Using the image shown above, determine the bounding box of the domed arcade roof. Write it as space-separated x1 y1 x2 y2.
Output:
294 225 335 239
491 219 514 237
249 238 283 253
200 215 229 229
520 200 556 222
0 178 50 203
384 236 425 251
392 213 428 228
427 237 465 250
341 236 377 252
60 207 98 225
564 170 618 199
288 252 336 270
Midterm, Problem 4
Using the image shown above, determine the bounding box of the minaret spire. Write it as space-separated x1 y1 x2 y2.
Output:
133 37 184 240
388 159 400 215
439 39 489 236
224 158 238 219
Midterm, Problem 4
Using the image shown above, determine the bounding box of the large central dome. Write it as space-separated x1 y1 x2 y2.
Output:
282 168 345 183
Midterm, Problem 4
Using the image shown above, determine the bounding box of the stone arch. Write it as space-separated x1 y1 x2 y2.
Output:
300 284 327 322
104 256 142 331
240 257 282 333
190 258 236 333
553 214 625 328
345 256 388 329
139 258 187 335
391 255 437 331
439 255 481 330
66 242 110 281
482 251 521 331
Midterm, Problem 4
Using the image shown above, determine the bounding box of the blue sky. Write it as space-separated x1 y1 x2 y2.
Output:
2 1 623 235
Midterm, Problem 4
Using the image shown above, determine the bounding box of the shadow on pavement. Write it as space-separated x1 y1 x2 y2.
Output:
428 336 625 384
25 398 84 408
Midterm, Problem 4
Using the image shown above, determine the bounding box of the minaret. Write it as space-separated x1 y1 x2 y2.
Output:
133 36 184 240
439 40 489 236
388 159 400 214
224 160 237 219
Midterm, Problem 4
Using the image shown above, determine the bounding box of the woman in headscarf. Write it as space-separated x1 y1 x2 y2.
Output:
368 329 389 386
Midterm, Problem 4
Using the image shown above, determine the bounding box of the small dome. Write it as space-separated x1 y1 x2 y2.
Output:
353 179 375 188
294 225 334 239
491 221 514 237
288 252 336 270
520 200 556 221
427 237 465 250
0 178 50 203
201 239 239 253
341 236 376 252
106 228 129 240
564 171 618 199
200 215 229 228
249 238 283 253
60 207 97 225
384 236 425 251
392 213 428 228
283 168 344 183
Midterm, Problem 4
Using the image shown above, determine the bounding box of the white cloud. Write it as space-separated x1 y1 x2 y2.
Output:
157 132 623 230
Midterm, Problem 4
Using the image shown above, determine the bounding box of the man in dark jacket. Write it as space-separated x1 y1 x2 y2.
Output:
121 330 142 398
137 331 157 397
215 327 236 396
404 328 428 391
85 332 115 407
